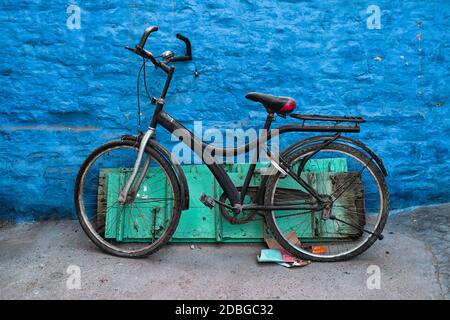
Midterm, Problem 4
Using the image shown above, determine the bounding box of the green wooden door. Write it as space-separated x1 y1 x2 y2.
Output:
100 159 363 243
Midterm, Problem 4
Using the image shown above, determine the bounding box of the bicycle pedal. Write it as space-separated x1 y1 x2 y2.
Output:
199 194 215 209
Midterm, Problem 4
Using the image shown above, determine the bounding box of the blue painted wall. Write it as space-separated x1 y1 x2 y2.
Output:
0 0 449 220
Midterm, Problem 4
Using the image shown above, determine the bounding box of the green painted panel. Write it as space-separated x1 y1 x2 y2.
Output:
171 165 217 241
102 158 360 243
103 168 173 242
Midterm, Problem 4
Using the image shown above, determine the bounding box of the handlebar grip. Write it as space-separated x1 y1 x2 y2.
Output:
176 33 192 57
138 26 158 48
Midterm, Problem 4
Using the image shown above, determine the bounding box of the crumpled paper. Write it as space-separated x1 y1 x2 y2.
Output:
258 231 310 268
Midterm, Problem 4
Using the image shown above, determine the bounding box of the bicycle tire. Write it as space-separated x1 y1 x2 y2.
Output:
264 142 390 262
74 140 181 258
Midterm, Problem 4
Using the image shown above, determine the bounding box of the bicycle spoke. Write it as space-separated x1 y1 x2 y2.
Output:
330 159 371 202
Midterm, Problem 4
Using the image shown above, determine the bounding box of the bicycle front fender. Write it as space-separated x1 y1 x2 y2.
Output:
121 135 190 210
281 135 388 177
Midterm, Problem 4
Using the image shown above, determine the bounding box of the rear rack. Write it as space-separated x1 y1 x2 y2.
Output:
288 113 365 133
290 113 365 123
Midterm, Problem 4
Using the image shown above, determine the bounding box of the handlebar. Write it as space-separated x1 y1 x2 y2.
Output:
171 33 192 62
137 26 158 48
126 26 192 73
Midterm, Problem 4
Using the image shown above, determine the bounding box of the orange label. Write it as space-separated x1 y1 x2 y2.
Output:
311 246 327 254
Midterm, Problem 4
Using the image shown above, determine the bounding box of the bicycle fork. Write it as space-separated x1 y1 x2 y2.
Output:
118 128 155 204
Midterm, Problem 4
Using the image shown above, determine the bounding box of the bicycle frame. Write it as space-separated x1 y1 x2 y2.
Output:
119 63 358 212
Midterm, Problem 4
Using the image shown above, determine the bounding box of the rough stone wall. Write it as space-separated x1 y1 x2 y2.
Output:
0 0 448 220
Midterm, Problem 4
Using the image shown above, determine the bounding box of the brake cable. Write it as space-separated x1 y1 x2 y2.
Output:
136 58 154 134
142 58 152 102
136 60 145 133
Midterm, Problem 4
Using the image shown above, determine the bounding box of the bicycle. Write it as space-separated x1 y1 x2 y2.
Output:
74 26 389 262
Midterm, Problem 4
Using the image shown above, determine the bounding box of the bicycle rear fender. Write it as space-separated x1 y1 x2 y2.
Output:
281 135 388 176
121 135 190 210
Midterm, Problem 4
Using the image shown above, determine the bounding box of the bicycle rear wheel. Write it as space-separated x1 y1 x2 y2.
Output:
74 140 181 258
264 143 389 262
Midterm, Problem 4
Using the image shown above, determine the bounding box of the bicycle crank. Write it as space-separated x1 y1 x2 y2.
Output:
200 193 255 225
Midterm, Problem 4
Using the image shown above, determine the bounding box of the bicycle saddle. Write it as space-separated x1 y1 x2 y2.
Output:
245 92 296 114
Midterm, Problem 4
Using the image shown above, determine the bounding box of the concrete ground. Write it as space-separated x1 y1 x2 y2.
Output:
0 205 448 300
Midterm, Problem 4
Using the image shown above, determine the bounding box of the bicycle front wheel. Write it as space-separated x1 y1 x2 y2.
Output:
74 140 181 258
264 143 389 262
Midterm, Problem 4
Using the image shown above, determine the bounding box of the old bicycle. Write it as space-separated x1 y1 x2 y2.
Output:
74 26 389 261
